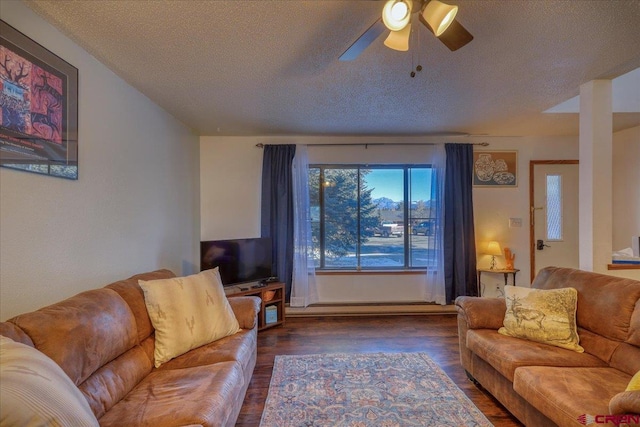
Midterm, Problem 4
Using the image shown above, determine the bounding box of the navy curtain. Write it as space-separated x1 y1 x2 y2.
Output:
443 143 478 302
261 145 296 302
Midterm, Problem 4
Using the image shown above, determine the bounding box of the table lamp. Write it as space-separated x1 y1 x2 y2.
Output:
486 241 502 270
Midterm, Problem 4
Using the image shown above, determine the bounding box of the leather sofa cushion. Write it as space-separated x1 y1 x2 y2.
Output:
105 269 176 343
79 345 153 418
610 342 640 377
8 288 138 385
98 361 244 427
156 328 256 376
467 329 607 382
514 366 630 426
629 299 640 347
578 327 625 365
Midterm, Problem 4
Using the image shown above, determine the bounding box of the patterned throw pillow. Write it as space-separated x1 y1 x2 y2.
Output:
0 335 99 426
139 268 240 367
498 286 584 352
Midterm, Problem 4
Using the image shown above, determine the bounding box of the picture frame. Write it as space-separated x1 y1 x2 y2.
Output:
473 150 518 187
0 20 78 179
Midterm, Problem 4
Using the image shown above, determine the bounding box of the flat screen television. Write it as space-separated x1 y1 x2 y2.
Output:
200 237 273 286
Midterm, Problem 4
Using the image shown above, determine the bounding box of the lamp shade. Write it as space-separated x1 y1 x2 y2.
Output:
421 0 458 37
384 24 411 51
382 0 413 32
485 241 502 256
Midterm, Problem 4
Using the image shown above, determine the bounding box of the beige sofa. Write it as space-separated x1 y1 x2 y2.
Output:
0 269 261 427
456 267 640 427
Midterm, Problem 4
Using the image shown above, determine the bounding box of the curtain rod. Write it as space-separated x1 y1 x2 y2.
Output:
255 142 489 148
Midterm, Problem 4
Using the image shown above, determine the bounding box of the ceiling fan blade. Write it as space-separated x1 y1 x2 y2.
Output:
432 18 473 51
339 18 387 61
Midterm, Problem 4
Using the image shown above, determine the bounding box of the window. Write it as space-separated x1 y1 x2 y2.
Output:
546 174 563 241
308 165 435 270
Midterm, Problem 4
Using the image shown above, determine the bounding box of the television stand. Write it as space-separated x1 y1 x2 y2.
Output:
226 282 285 331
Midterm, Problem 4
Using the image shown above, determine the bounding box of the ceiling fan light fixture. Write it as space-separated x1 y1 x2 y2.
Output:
383 23 411 51
382 0 413 31
391 2 408 20
421 0 458 37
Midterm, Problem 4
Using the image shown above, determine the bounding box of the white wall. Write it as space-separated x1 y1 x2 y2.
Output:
200 135 582 302
200 137 263 240
0 1 200 320
468 137 579 295
612 126 640 251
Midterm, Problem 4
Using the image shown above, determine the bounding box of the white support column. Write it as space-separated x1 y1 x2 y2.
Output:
579 80 613 273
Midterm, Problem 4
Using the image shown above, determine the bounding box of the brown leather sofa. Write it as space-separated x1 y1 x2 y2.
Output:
456 267 640 427
0 269 261 427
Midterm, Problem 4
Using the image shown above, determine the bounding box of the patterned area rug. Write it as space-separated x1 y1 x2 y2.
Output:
259 352 493 427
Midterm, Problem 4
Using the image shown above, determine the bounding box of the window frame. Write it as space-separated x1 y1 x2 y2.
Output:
309 163 434 271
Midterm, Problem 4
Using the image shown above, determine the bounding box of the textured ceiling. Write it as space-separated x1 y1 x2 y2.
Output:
23 0 640 137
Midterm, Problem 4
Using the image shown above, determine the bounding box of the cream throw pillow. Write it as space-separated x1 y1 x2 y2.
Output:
139 268 240 367
498 286 583 352
0 335 99 426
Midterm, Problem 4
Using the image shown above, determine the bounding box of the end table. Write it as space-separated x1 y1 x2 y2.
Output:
477 268 520 297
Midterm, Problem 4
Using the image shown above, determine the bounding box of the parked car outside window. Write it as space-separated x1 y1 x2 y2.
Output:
372 221 403 238
412 220 434 236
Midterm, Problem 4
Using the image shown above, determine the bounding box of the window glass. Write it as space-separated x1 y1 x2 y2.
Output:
323 168 358 268
409 168 433 268
360 169 404 267
546 174 562 241
308 167 321 267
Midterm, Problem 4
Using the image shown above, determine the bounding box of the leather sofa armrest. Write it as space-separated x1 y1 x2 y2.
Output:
455 296 506 330
609 390 640 415
228 296 261 330
0 322 34 346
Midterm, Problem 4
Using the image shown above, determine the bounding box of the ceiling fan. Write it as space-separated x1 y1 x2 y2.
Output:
339 0 473 61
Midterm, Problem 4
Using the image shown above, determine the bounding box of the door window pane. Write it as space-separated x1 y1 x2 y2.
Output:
546 174 562 241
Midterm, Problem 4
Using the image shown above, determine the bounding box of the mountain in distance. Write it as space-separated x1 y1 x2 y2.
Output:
373 197 399 210
374 198 433 210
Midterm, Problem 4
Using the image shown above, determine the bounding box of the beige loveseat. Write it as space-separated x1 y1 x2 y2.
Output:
0 269 261 426
456 267 640 427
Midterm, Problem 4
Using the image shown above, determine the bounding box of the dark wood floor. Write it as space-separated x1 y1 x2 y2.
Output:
235 314 522 426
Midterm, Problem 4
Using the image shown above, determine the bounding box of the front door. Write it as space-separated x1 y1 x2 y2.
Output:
530 161 579 281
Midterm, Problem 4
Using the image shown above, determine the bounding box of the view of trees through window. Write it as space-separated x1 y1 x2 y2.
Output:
309 165 436 269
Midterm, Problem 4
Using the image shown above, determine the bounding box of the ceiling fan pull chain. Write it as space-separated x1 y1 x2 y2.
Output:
416 26 423 74
411 17 423 78
416 21 423 74
409 15 420 78
410 15 416 77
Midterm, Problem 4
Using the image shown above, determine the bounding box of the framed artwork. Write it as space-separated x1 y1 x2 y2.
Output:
0 20 78 179
473 150 518 187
